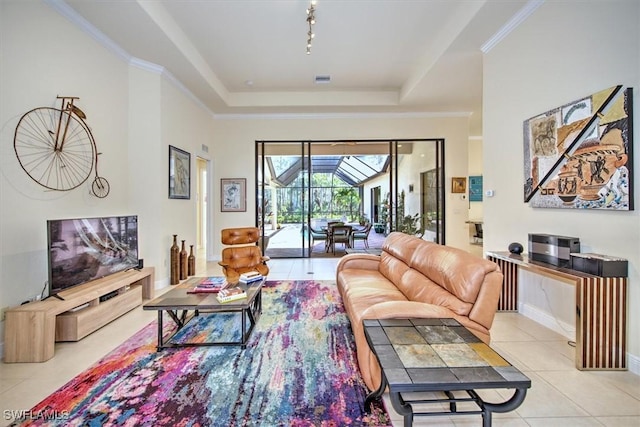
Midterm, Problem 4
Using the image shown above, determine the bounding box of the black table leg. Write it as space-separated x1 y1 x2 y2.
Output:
389 392 413 427
445 390 457 412
481 388 528 427
156 311 164 351
364 374 388 408
241 308 247 349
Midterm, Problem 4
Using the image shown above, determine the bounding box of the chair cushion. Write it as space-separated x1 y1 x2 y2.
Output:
221 227 260 245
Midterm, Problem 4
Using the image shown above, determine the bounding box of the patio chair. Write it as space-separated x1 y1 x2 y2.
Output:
330 225 352 254
307 224 329 251
219 227 269 284
352 223 372 248
324 221 344 252
473 222 483 243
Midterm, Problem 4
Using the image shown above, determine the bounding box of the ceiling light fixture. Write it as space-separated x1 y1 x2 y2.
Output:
306 0 317 55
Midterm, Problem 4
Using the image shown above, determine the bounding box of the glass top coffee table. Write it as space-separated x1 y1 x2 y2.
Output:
363 318 531 427
143 277 263 350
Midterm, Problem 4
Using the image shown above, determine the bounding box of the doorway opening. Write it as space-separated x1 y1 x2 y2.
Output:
196 157 211 270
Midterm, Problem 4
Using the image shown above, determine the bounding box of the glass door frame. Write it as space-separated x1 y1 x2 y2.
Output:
256 138 446 258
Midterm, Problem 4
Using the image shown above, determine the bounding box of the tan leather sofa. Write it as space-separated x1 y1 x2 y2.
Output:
336 232 503 392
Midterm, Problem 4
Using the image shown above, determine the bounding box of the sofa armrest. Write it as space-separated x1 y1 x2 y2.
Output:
336 253 381 273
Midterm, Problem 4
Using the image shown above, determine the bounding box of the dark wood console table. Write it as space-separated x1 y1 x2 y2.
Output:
486 251 627 371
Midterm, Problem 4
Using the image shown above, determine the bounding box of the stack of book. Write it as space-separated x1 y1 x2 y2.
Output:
187 276 229 294
216 287 247 303
239 271 263 284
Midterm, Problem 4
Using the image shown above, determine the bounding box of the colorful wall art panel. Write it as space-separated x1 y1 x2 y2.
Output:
523 85 634 210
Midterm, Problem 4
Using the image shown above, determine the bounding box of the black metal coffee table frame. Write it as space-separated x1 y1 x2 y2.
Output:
143 279 263 350
363 318 531 427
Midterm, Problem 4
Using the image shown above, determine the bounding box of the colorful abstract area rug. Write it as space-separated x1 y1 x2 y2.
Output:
13 280 390 426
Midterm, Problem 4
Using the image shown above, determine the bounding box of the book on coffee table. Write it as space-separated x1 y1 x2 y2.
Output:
187 276 230 293
216 287 247 303
199 276 227 286
239 271 263 283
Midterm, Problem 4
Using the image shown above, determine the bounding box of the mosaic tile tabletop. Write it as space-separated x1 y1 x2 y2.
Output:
363 318 531 391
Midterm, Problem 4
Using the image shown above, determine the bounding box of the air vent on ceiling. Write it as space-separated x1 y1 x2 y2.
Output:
315 75 331 84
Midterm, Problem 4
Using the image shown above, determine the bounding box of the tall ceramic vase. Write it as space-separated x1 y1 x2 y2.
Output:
180 240 188 280
170 235 179 285
188 245 196 276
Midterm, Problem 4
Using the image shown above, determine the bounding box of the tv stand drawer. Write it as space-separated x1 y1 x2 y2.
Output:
56 286 142 341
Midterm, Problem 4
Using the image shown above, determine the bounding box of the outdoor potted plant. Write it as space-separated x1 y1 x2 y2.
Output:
375 196 389 234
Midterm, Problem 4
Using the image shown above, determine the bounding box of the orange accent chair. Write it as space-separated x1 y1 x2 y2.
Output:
219 227 269 284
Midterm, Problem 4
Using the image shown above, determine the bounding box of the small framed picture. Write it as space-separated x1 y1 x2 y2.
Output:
221 178 246 212
451 177 467 194
168 145 190 199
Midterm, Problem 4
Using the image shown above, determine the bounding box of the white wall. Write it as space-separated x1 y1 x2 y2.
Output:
0 1 130 345
210 116 472 257
159 77 216 272
468 138 483 221
483 1 640 369
0 2 215 347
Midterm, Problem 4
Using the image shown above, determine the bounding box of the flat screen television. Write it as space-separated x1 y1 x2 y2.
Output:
47 215 139 296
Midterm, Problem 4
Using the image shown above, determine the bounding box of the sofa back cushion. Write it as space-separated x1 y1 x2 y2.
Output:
381 232 426 263
380 232 501 316
379 233 423 283
409 240 499 305
378 252 411 284
397 269 473 315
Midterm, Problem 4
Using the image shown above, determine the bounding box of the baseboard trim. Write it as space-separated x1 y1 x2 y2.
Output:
519 302 575 341
628 353 640 376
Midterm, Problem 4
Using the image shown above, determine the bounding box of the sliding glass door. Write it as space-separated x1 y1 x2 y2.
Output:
256 141 309 257
256 139 445 258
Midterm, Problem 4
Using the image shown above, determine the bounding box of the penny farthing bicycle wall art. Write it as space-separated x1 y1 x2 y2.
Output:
13 96 110 198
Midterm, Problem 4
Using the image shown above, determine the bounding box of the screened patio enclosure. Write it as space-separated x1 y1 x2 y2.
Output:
256 140 445 258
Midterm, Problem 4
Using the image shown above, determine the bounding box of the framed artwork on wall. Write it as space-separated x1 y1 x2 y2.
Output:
523 85 634 210
168 145 190 199
221 178 246 212
451 177 467 194
469 176 483 202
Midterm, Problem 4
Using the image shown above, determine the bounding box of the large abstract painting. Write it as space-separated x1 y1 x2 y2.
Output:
523 85 633 210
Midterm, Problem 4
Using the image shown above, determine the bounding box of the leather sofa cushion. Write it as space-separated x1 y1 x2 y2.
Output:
381 232 427 263
337 268 407 318
397 269 473 315
408 242 497 304
378 252 411 284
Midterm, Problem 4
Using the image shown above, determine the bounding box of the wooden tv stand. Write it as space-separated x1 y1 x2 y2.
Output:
3 267 155 363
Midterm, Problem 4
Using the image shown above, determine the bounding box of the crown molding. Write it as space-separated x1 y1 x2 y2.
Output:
129 58 165 75
212 111 471 121
481 0 545 53
44 0 132 63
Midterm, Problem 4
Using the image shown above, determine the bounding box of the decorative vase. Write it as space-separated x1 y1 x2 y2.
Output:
188 245 195 276
180 240 188 280
170 235 179 285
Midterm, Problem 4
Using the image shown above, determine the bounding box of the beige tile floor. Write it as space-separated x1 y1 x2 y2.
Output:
1 257 638 426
